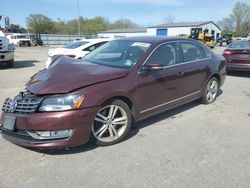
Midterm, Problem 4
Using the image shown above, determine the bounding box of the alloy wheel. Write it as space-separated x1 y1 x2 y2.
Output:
92 105 128 143
206 79 218 103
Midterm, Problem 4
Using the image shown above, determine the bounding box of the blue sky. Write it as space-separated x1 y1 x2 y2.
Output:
0 0 249 28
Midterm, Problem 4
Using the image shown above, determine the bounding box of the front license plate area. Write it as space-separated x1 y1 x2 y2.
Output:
3 115 16 131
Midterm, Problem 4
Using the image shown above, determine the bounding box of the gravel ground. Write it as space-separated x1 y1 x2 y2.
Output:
0 46 250 188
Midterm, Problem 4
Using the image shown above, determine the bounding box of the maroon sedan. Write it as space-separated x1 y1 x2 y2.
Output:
223 40 250 71
0 37 226 149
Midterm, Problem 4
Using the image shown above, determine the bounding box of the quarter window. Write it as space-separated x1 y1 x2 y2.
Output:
146 43 178 66
85 42 107 52
180 42 209 62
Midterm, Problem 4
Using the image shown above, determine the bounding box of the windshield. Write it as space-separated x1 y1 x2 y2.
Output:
83 40 151 68
16 35 29 39
229 41 250 49
64 41 89 49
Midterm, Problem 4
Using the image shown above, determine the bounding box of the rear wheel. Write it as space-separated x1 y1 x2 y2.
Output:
201 77 219 104
90 100 132 146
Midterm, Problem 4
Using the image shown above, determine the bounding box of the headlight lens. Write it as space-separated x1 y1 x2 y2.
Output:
39 94 85 112
8 43 15 51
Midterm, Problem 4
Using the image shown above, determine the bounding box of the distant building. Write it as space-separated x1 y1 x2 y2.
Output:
147 21 222 39
98 21 222 39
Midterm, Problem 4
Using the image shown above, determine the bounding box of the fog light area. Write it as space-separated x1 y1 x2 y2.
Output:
27 129 73 140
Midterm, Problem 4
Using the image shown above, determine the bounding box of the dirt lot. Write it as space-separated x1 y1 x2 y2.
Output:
0 46 250 188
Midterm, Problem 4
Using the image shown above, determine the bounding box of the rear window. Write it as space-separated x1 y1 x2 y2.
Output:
180 42 210 62
64 41 89 49
229 41 250 49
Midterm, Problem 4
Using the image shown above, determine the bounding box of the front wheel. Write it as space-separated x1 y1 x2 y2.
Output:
90 100 132 146
201 77 219 104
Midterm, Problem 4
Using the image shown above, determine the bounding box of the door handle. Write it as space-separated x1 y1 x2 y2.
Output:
177 72 185 77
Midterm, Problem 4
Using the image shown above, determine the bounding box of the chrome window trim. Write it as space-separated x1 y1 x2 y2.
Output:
138 40 211 74
140 90 201 114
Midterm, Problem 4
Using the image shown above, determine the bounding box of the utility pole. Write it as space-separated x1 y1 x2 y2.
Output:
57 18 60 34
77 0 80 36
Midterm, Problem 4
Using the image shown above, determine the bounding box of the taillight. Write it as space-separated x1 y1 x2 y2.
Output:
66 54 76 58
223 50 233 55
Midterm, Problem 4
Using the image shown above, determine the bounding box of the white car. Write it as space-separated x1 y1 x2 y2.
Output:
45 39 111 68
72 38 86 42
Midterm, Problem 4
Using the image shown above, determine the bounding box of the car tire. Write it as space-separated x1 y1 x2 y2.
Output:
90 99 132 146
7 60 14 68
201 77 219 104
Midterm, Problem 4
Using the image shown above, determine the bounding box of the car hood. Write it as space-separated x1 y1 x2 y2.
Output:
26 56 129 95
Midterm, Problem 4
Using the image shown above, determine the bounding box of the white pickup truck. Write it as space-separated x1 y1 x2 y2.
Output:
0 31 15 67
8 34 32 46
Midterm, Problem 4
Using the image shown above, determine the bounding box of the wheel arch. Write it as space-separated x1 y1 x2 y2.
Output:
100 95 137 122
208 73 221 86
201 73 221 95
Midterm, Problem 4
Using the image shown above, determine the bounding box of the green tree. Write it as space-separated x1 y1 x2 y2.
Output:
109 18 139 30
26 14 55 34
218 2 250 36
26 14 140 35
8 24 27 33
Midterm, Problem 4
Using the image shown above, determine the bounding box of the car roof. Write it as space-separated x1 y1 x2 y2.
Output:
86 38 112 43
73 39 112 50
116 36 193 44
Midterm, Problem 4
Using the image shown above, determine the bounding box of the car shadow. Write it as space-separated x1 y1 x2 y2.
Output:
132 101 200 130
31 143 97 155
227 71 250 78
36 101 206 155
0 60 39 69
31 89 224 155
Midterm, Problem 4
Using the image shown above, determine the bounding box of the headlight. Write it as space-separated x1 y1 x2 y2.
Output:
39 94 85 112
8 43 15 51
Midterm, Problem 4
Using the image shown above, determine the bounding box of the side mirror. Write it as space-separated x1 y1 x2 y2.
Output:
143 62 164 71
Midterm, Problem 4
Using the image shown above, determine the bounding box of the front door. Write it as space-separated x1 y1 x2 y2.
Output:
137 42 185 117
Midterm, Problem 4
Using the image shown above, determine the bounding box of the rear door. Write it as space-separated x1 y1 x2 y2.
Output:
178 41 211 96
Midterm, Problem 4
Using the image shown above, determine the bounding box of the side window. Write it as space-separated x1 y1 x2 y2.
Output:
180 42 209 62
85 45 96 52
95 41 107 49
84 42 107 52
146 43 178 66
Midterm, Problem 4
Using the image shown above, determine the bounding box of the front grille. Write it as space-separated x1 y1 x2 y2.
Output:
2 95 42 114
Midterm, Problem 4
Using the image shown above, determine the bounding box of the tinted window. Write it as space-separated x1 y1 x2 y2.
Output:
229 41 250 49
180 42 209 62
16 35 29 39
146 43 178 66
